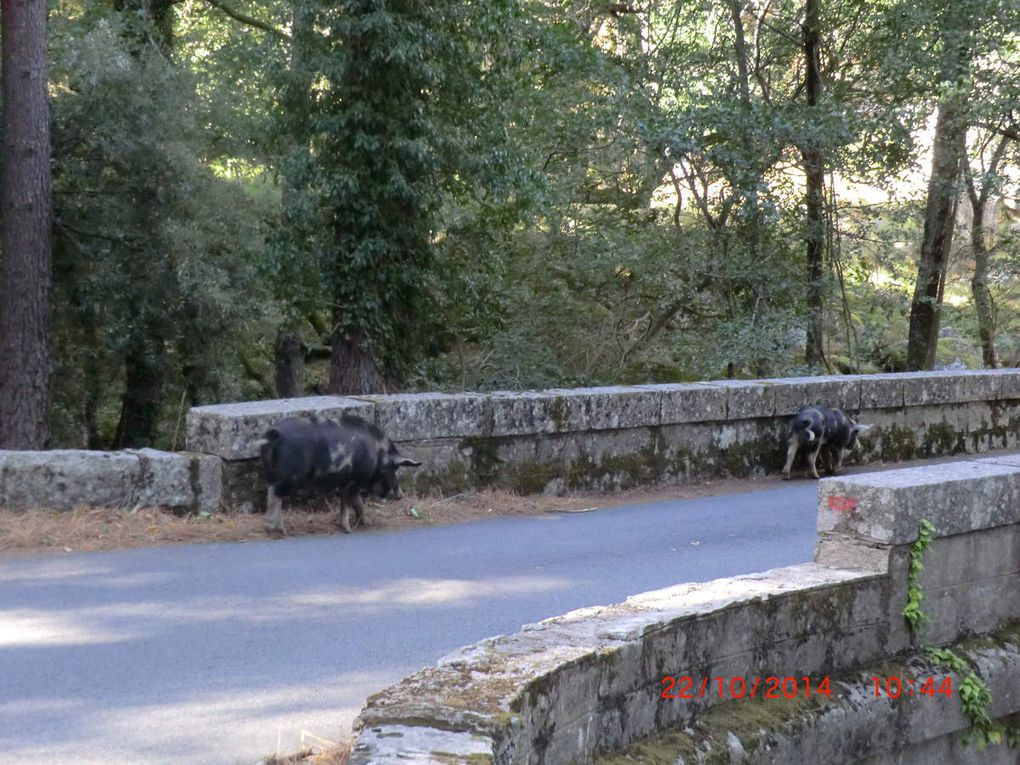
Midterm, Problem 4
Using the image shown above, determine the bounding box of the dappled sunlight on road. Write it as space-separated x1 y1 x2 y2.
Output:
0 558 118 584
0 609 142 647
0 672 383 765
291 575 570 607
0 574 570 650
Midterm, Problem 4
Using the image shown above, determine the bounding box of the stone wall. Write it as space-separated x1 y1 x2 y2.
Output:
2 369 1019 513
185 369 1020 512
350 456 1020 764
0 448 220 513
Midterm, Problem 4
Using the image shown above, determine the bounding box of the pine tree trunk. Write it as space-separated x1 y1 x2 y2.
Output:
0 0 53 449
328 319 386 395
803 0 826 367
113 331 165 448
274 329 305 397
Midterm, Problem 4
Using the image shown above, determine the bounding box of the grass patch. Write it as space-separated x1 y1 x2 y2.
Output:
0 477 775 555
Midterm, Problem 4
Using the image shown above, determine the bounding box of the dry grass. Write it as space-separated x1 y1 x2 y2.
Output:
262 735 352 764
0 477 773 556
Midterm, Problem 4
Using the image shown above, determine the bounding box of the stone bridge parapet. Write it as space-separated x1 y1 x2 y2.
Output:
2 369 1019 512
350 457 1020 764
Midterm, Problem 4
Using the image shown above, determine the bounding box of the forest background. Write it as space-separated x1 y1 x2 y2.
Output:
0 0 1017 451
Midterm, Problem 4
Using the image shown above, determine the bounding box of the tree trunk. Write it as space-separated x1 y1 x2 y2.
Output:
274 329 305 397
329 319 386 395
802 0 826 367
113 331 165 448
969 202 997 368
905 98 968 370
81 311 105 449
964 134 1009 369
0 0 53 449
725 0 772 375
906 15 972 371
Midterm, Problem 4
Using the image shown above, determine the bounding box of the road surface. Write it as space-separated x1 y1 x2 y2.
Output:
0 481 818 764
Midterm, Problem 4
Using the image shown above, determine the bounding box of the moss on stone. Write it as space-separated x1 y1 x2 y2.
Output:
509 460 560 495
921 421 961 456
548 397 570 432
595 692 828 765
882 424 918 462
787 584 856 636
414 462 473 495
594 621 1020 765
220 459 265 511
459 436 502 486
561 436 669 492
721 438 771 477
432 753 493 765
594 728 699 765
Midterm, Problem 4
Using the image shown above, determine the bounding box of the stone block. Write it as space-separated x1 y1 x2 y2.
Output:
489 390 562 437
541 386 663 432
987 367 1020 399
857 373 906 410
900 370 1000 406
707 379 776 419
396 439 472 494
186 396 373 460
0 450 140 510
764 375 862 415
639 383 728 424
127 448 222 512
0 449 222 512
355 391 489 441
817 459 1020 544
814 537 892 572
220 458 264 514
351 725 494 765
190 453 224 512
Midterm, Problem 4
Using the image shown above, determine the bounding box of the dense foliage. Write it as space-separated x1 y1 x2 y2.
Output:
1 0 1018 447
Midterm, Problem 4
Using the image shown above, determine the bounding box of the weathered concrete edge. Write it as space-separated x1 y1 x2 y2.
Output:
817 458 1020 544
599 626 1020 765
350 562 878 764
0 448 222 513
185 369 1020 460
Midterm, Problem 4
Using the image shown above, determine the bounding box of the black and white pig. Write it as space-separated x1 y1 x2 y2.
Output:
781 405 872 480
259 413 421 534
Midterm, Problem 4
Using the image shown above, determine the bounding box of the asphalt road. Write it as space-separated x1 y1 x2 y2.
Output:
0 481 818 764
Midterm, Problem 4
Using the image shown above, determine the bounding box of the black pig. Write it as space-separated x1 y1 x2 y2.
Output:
781 406 872 480
260 413 421 534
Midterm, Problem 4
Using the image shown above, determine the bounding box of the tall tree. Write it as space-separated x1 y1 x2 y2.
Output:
906 90 970 370
279 0 516 394
964 130 1014 368
802 0 826 367
904 0 1015 370
0 0 53 449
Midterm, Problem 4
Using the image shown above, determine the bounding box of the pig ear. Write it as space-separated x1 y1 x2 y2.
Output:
397 458 422 468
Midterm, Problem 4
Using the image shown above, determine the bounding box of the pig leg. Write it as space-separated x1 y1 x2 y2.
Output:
338 486 358 534
831 447 848 475
781 439 799 479
807 443 823 480
339 498 352 534
264 487 287 535
350 491 366 529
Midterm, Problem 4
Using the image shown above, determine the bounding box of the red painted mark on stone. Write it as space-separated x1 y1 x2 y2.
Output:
827 495 858 513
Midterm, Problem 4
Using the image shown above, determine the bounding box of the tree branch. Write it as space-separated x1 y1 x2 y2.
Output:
200 0 289 39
